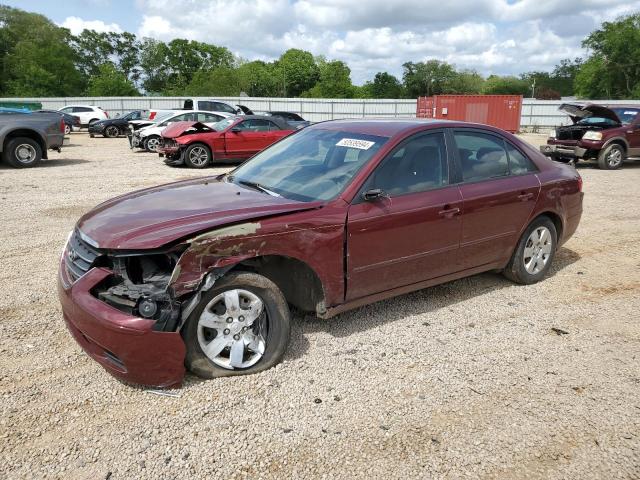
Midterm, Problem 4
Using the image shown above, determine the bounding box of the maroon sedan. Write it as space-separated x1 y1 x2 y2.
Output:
158 115 295 168
58 119 583 387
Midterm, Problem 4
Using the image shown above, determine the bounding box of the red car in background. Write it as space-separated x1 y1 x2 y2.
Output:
159 115 295 168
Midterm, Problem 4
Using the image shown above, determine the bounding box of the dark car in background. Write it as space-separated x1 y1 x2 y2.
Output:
37 109 81 135
263 111 310 129
88 110 149 138
158 115 295 168
541 103 640 169
58 119 582 387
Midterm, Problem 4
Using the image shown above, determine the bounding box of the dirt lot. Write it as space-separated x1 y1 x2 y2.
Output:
1 132 639 479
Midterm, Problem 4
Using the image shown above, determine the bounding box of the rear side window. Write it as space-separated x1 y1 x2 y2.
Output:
506 142 537 175
73 107 93 113
214 102 237 114
454 131 509 182
368 132 448 196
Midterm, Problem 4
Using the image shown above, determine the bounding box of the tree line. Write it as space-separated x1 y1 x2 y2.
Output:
1 5 639 99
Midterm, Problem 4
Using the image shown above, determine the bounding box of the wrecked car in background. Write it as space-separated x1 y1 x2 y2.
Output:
88 110 149 138
58 119 583 387
158 115 295 168
541 103 640 169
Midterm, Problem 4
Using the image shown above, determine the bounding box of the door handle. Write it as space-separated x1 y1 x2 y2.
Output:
438 206 461 217
517 192 534 201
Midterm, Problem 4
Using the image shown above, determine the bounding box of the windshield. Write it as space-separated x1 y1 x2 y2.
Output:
576 116 618 126
228 128 389 202
611 108 639 125
211 118 236 131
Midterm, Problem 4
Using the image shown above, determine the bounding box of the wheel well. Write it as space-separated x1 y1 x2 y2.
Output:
3 129 45 155
536 212 563 241
186 142 211 153
606 139 627 152
231 255 325 314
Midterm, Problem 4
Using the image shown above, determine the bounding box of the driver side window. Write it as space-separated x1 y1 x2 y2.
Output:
367 132 448 197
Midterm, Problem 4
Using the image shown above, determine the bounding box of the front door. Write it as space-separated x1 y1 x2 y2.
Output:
347 131 462 300
224 119 272 158
452 129 540 269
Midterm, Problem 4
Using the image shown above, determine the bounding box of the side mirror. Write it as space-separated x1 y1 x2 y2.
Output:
362 188 385 201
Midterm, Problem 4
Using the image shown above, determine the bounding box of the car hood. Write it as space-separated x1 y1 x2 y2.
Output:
77 177 322 250
559 103 621 124
162 121 219 139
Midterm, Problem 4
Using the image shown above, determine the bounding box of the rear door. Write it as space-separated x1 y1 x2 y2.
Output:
452 129 540 269
346 130 462 300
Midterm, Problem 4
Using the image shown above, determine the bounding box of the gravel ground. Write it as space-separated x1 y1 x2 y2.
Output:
0 131 639 479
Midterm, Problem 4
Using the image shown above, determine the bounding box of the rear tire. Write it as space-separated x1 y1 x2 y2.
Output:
3 137 42 168
184 143 212 168
64 124 71 135
183 272 291 378
504 216 557 285
597 144 624 170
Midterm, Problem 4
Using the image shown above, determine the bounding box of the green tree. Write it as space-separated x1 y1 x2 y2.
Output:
303 60 354 98
274 49 320 97
139 38 234 94
0 5 84 96
447 70 484 94
402 60 458 97
363 72 404 98
577 13 640 98
236 60 279 96
185 67 240 96
482 75 530 95
86 63 139 96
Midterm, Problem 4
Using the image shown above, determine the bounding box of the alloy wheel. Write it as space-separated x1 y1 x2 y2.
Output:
189 146 209 167
523 226 553 274
146 137 160 152
105 126 119 138
197 289 267 370
606 148 623 168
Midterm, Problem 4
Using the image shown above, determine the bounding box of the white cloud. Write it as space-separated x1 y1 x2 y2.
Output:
128 0 640 84
60 16 123 35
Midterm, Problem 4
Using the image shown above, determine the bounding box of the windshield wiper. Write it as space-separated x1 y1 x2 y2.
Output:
237 179 281 197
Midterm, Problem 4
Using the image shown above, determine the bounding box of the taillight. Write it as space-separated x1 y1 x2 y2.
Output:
60 118 65 133
577 176 583 192
104 111 109 118
150 111 157 120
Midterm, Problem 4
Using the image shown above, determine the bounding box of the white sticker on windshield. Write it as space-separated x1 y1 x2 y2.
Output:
624 111 637 115
336 138 375 150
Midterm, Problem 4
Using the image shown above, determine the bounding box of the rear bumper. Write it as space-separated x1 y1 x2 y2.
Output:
58 264 186 388
540 144 587 159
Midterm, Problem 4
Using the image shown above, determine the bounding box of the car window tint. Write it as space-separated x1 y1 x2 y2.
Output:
506 142 537 175
200 113 221 122
60 107 73 113
214 102 236 114
370 132 448 196
266 120 281 131
454 131 509 182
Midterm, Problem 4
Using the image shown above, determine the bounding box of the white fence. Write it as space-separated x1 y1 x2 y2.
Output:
3 96 640 130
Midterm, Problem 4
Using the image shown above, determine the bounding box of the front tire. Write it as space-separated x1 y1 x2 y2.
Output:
64 124 71 135
3 137 42 168
504 216 557 285
143 135 161 152
183 272 291 379
597 144 624 170
184 143 212 168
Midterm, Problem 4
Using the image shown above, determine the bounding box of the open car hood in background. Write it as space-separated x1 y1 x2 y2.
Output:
559 103 621 124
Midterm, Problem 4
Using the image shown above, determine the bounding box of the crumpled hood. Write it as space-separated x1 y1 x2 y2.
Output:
559 103 621 124
162 121 218 139
77 177 322 250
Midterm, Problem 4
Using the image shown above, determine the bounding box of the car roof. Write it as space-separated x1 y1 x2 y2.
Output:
232 115 293 129
308 118 452 137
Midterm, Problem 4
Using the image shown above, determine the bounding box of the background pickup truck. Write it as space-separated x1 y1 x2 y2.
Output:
0 112 65 168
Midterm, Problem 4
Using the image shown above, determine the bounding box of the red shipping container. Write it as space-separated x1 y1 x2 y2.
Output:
416 95 523 132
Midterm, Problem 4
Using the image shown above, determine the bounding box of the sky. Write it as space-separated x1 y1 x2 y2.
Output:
9 0 640 84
